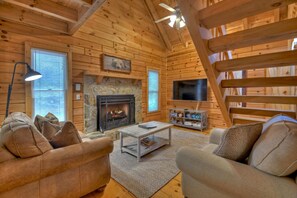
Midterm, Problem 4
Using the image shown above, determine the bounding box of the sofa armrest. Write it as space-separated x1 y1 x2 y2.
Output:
176 147 297 197
209 128 225 145
0 137 113 193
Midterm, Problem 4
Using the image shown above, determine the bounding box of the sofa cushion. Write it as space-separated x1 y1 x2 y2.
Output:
213 123 262 161
42 121 82 148
248 121 297 176
34 113 60 131
0 113 53 158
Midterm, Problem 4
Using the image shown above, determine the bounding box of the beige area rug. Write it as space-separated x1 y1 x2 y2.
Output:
110 128 209 198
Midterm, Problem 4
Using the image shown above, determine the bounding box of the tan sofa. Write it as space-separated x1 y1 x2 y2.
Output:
176 127 297 198
0 113 113 198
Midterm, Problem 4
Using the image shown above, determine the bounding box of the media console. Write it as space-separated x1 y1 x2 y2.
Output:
169 108 208 131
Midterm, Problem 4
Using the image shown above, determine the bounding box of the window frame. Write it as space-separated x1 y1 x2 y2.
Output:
147 67 161 113
25 42 72 120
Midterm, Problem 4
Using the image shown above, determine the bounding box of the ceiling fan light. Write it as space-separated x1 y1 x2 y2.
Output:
180 20 186 28
168 20 175 28
169 15 176 22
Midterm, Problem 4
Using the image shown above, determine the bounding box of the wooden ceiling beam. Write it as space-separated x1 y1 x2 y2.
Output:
143 0 172 50
221 76 297 88
2 0 78 23
0 2 68 34
209 17 297 53
215 50 297 72
177 0 232 126
69 0 106 35
199 0 297 28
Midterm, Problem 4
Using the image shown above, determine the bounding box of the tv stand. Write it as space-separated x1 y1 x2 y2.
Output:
169 108 208 131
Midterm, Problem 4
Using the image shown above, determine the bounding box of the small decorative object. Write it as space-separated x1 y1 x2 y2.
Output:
102 54 131 73
178 113 183 118
191 114 196 119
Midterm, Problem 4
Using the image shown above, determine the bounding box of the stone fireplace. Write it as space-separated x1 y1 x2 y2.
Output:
97 95 135 131
84 76 142 133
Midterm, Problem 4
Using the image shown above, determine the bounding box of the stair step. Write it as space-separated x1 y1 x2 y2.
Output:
209 17 297 52
215 50 297 72
226 95 297 104
221 76 297 88
199 0 297 29
233 117 267 125
230 107 296 117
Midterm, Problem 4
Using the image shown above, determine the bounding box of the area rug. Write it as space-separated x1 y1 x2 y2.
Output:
110 128 209 198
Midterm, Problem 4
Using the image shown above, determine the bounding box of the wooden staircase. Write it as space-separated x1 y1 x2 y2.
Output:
177 0 297 126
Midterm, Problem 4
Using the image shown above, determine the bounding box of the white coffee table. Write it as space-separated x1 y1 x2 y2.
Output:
118 121 173 162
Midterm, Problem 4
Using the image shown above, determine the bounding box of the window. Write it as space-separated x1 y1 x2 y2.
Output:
31 49 68 121
148 69 159 112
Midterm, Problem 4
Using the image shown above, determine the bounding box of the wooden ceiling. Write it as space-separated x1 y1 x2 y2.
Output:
0 0 296 48
0 0 106 34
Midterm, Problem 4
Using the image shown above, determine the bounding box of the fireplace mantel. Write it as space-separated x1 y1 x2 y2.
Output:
84 70 143 84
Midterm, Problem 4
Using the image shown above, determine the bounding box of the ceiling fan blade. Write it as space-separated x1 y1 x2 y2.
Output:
159 3 176 12
155 15 171 23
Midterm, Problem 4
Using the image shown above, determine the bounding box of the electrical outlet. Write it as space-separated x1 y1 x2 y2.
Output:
76 94 81 100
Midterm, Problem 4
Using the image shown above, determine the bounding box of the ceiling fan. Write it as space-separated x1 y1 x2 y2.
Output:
155 3 186 29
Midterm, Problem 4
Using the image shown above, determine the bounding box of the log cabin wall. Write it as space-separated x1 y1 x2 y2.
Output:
0 0 167 131
167 41 227 128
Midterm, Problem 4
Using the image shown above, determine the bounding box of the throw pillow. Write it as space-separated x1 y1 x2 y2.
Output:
34 112 60 131
248 121 297 176
0 113 52 158
43 121 82 148
213 122 263 161
41 121 61 140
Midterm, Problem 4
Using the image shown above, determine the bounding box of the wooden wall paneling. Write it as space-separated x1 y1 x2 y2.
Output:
2 0 78 23
177 0 232 126
0 2 68 33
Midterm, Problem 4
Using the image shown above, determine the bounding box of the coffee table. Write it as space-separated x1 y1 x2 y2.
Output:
118 121 173 162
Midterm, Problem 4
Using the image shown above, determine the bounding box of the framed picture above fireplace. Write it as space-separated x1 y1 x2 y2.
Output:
102 54 131 73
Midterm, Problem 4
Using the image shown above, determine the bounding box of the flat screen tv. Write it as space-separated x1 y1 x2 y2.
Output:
173 79 207 101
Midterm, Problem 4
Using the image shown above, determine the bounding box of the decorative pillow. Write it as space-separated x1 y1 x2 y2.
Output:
45 112 59 125
248 121 297 176
213 122 263 161
2 112 35 127
41 121 61 140
262 114 297 133
34 112 60 131
0 114 52 158
42 121 82 149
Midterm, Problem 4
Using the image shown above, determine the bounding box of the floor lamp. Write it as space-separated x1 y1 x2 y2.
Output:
5 62 42 118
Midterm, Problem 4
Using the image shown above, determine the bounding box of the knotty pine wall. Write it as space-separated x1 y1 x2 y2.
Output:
0 0 167 131
167 41 227 128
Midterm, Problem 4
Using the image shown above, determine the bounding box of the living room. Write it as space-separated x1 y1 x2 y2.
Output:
0 0 297 197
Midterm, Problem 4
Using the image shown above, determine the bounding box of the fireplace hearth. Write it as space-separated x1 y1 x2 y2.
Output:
97 95 135 131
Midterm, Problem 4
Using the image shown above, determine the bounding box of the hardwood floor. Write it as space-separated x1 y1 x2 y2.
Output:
83 173 183 198
83 127 212 198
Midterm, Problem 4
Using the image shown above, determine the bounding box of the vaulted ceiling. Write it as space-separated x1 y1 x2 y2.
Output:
0 0 295 49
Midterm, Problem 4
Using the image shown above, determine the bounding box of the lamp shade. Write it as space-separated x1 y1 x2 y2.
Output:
24 66 42 81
